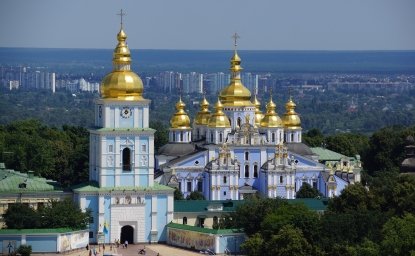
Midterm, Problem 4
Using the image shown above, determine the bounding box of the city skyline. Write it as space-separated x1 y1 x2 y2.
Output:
0 0 414 51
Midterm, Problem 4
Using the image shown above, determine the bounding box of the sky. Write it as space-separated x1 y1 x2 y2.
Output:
0 0 414 50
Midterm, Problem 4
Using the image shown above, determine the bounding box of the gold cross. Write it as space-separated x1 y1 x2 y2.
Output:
232 32 240 50
117 9 127 28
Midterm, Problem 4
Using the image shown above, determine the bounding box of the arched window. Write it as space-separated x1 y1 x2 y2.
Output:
245 152 249 161
291 133 294 142
210 133 214 143
245 165 249 178
183 217 187 225
180 132 184 141
223 176 227 184
173 133 176 142
122 148 131 171
280 176 284 184
237 117 242 127
219 133 223 143
254 165 258 178
271 132 275 142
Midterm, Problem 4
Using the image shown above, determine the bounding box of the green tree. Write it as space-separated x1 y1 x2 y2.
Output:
231 198 285 236
381 214 415 256
303 128 325 147
186 191 205 200
296 183 322 198
265 225 312 256
150 121 168 152
240 233 264 256
174 188 184 200
39 198 90 229
325 133 369 157
2 203 39 229
328 183 379 213
17 245 32 256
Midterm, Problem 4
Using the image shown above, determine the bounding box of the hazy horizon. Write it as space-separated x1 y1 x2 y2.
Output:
0 0 414 51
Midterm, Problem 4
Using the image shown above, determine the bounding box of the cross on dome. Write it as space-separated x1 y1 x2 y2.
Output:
232 32 240 50
117 9 127 28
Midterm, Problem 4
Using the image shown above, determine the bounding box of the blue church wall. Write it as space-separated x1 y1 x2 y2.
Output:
318 174 328 197
0 236 21 253
120 174 134 186
220 187 230 199
178 154 206 167
145 195 152 242
219 235 244 254
119 114 134 128
139 175 148 187
291 153 318 167
139 137 149 153
105 137 115 151
259 171 267 196
105 175 115 187
334 176 349 195
85 196 98 237
157 195 168 241
26 236 57 252
103 196 111 243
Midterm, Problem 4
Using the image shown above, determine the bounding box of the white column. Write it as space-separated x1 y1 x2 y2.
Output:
151 195 158 242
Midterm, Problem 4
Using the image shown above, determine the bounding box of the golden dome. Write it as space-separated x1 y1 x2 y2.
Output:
100 28 144 101
170 97 191 129
252 95 264 127
219 50 253 107
194 96 211 125
208 99 231 128
260 97 283 128
282 97 301 129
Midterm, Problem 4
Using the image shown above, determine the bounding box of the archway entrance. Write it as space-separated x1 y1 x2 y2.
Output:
120 225 134 244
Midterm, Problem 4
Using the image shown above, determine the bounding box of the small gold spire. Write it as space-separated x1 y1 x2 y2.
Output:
208 99 231 128
260 93 283 128
282 97 301 129
170 97 191 129
194 93 211 125
100 11 144 101
219 33 252 107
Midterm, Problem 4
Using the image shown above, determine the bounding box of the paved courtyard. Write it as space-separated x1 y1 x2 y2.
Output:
34 243 205 256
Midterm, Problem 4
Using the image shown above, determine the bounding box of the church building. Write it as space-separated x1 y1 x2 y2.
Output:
155 36 361 200
73 22 174 245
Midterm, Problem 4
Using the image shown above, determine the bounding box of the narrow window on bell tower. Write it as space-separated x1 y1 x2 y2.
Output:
122 148 131 171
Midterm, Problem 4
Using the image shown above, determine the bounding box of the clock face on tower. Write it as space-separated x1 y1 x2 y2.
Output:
121 107 132 118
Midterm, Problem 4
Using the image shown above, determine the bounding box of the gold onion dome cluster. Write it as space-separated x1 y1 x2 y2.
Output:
282 97 301 129
208 100 231 128
219 50 253 107
194 96 211 125
260 97 283 127
170 97 191 129
253 95 264 127
100 28 144 100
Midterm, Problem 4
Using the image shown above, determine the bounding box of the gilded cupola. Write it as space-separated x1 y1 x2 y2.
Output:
252 94 264 127
282 97 301 129
170 97 191 129
260 96 283 128
100 21 144 101
208 99 231 128
194 96 211 125
219 34 253 107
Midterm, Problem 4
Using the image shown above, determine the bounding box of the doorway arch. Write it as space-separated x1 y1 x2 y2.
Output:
120 225 134 244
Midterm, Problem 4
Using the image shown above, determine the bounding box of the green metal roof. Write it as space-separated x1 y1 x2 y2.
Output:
310 147 347 161
287 198 328 211
0 168 63 193
174 200 246 213
174 199 327 213
72 181 174 192
0 228 85 235
167 223 243 235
